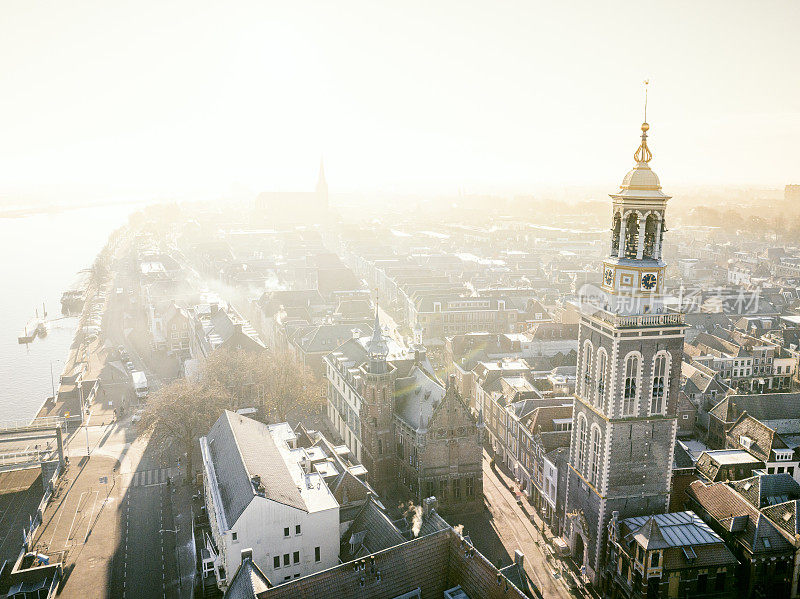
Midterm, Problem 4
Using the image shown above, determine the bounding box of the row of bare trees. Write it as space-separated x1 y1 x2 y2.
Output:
138 349 322 479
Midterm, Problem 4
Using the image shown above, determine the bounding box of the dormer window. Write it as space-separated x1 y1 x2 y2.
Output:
739 436 753 450
650 551 660 568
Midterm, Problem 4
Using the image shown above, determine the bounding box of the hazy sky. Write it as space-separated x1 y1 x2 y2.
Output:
0 1 798 202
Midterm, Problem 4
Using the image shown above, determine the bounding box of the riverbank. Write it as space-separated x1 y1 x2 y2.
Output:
34 226 130 429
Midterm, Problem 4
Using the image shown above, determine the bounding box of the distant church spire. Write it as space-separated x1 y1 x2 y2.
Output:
367 293 389 374
317 157 327 188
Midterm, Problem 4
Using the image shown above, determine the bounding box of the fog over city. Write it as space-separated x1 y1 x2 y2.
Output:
1 3 799 599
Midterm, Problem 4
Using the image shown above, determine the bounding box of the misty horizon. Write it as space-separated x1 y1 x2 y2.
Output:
0 0 798 205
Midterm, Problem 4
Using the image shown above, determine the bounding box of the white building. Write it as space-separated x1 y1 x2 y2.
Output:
200 412 340 591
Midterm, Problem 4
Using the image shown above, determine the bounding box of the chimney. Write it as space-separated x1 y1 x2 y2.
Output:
514 550 524 567
241 548 253 562
423 496 438 517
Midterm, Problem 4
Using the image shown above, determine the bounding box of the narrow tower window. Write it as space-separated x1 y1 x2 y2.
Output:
582 341 594 399
589 427 601 485
576 416 587 472
651 353 669 415
596 349 607 408
623 354 640 415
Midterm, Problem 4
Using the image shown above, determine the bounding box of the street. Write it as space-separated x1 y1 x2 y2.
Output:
453 450 575 599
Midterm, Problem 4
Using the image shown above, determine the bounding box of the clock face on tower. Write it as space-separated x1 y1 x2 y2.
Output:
641 272 658 291
603 267 614 287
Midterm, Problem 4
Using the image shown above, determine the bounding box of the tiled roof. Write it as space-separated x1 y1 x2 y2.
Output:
661 541 738 570
721 393 800 423
224 556 272 599
257 528 529 599
730 473 800 509
527 405 573 434
206 412 306 528
687 480 793 554
727 414 786 462
682 362 715 395
340 496 406 562
762 499 800 538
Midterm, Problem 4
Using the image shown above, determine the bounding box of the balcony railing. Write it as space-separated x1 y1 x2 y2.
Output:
591 310 685 329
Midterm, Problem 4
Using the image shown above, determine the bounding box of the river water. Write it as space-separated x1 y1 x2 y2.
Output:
0 203 136 423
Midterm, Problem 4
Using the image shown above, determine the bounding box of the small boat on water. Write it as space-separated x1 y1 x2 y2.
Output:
18 304 48 344
18 318 45 343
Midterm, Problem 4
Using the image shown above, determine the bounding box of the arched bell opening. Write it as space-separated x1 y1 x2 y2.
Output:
643 214 658 259
611 213 621 257
624 212 639 259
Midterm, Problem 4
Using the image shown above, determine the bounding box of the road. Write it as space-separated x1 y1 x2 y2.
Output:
113 465 179 599
27 264 192 598
479 450 574 599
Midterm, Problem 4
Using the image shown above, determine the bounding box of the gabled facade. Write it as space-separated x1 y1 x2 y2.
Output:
326 313 483 514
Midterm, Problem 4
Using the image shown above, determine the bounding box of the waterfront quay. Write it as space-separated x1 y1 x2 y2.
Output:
0 231 195 599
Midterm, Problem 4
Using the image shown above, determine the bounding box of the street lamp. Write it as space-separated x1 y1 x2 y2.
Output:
49 358 64 403
79 380 89 457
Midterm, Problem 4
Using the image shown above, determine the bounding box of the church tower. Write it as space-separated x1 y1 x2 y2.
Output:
564 115 686 586
359 309 397 496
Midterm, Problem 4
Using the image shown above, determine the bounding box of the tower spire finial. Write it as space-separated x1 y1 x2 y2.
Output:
634 80 653 164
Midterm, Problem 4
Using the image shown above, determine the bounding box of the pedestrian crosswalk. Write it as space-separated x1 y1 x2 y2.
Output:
129 468 172 487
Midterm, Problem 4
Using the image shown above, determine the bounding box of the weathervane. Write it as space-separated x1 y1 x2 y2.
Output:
634 79 653 164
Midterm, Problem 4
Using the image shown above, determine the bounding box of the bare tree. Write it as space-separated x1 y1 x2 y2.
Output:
138 378 232 481
202 348 323 424
202 349 262 409
259 351 323 425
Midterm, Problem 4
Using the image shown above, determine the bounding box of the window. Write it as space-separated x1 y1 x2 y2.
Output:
439 479 448 501
378 439 383 454
453 478 461 499
589 427 601 484
283 554 290 567
576 416 587 472
274 556 280 569
651 353 668 415
293 551 300 564
284 527 290 537
715 572 725 591
596 349 607 408
650 552 660 567
315 547 321 562
697 573 708 593
295 525 301 535
466 476 474 497
623 354 640 416
232 532 238 542
582 341 594 398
